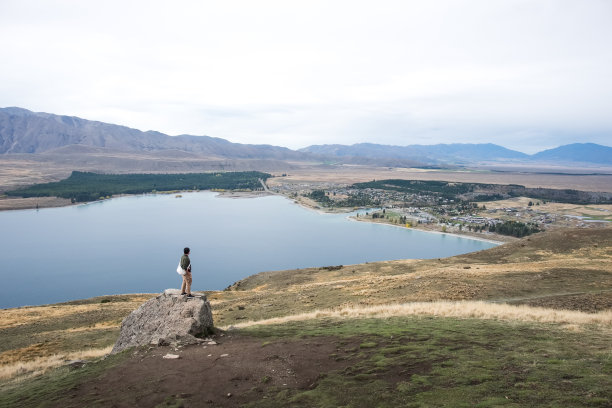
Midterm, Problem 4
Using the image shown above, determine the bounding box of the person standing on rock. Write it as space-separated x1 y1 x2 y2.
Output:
180 247 194 298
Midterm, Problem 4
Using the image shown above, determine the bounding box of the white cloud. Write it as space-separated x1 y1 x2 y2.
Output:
1 0 611 152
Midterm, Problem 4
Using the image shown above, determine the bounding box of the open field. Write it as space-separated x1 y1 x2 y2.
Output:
481 197 612 221
0 152 299 193
0 159 71 192
271 165 612 192
0 196 72 211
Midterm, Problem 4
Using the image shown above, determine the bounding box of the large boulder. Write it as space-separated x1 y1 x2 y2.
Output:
111 290 214 354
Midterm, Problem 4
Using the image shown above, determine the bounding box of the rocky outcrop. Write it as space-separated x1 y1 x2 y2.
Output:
111 290 214 354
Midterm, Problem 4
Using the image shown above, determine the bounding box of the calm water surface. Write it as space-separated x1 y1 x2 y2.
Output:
0 192 497 308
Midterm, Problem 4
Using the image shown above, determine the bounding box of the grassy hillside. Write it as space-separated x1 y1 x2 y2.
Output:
211 228 611 326
2 316 610 407
0 227 610 407
0 295 151 381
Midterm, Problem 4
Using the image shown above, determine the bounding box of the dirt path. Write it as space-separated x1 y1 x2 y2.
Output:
54 332 358 408
502 290 612 312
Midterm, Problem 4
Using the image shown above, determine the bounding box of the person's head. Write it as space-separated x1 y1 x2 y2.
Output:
184 247 190 255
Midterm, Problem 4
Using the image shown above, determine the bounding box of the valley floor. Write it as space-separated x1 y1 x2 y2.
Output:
2 162 611 245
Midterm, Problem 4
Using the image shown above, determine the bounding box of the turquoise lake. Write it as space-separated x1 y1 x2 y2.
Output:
0 192 497 308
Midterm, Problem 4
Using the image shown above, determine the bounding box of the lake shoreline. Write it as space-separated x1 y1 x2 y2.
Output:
0 188 278 211
0 189 510 243
284 192 511 244
217 190 506 245
1 191 498 309
347 215 506 245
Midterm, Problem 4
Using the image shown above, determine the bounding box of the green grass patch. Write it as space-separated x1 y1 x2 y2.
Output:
359 341 378 349
155 395 185 408
242 316 612 407
579 213 612 221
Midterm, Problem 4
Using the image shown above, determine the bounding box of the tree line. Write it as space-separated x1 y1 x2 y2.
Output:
488 220 540 238
7 171 271 202
307 190 380 207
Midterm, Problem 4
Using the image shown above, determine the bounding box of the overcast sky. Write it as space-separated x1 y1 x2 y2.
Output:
1 0 611 153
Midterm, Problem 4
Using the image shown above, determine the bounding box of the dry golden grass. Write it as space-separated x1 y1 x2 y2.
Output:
0 295 152 330
274 165 612 191
0 346 112 381
209 228 612 328
0 196 72 211
482 197 612 218
0 159 68 191
0 294 153 380
222 301 612 331
0 305 119 330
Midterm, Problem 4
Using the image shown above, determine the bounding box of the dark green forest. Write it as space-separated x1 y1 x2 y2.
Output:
7 171 270 202
307 190 380 208
488 220 540 237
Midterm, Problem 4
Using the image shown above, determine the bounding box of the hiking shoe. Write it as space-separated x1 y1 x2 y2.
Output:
186 294 195 298
180 292 187 295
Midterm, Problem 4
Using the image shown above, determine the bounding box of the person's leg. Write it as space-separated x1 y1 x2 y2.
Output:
186 272 192 295
181 275 187 294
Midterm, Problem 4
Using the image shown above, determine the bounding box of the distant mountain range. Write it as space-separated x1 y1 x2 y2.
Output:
299 143 528 164
1 107 610 166
300 142 612 166
0 107 307 161
530 143 612 164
